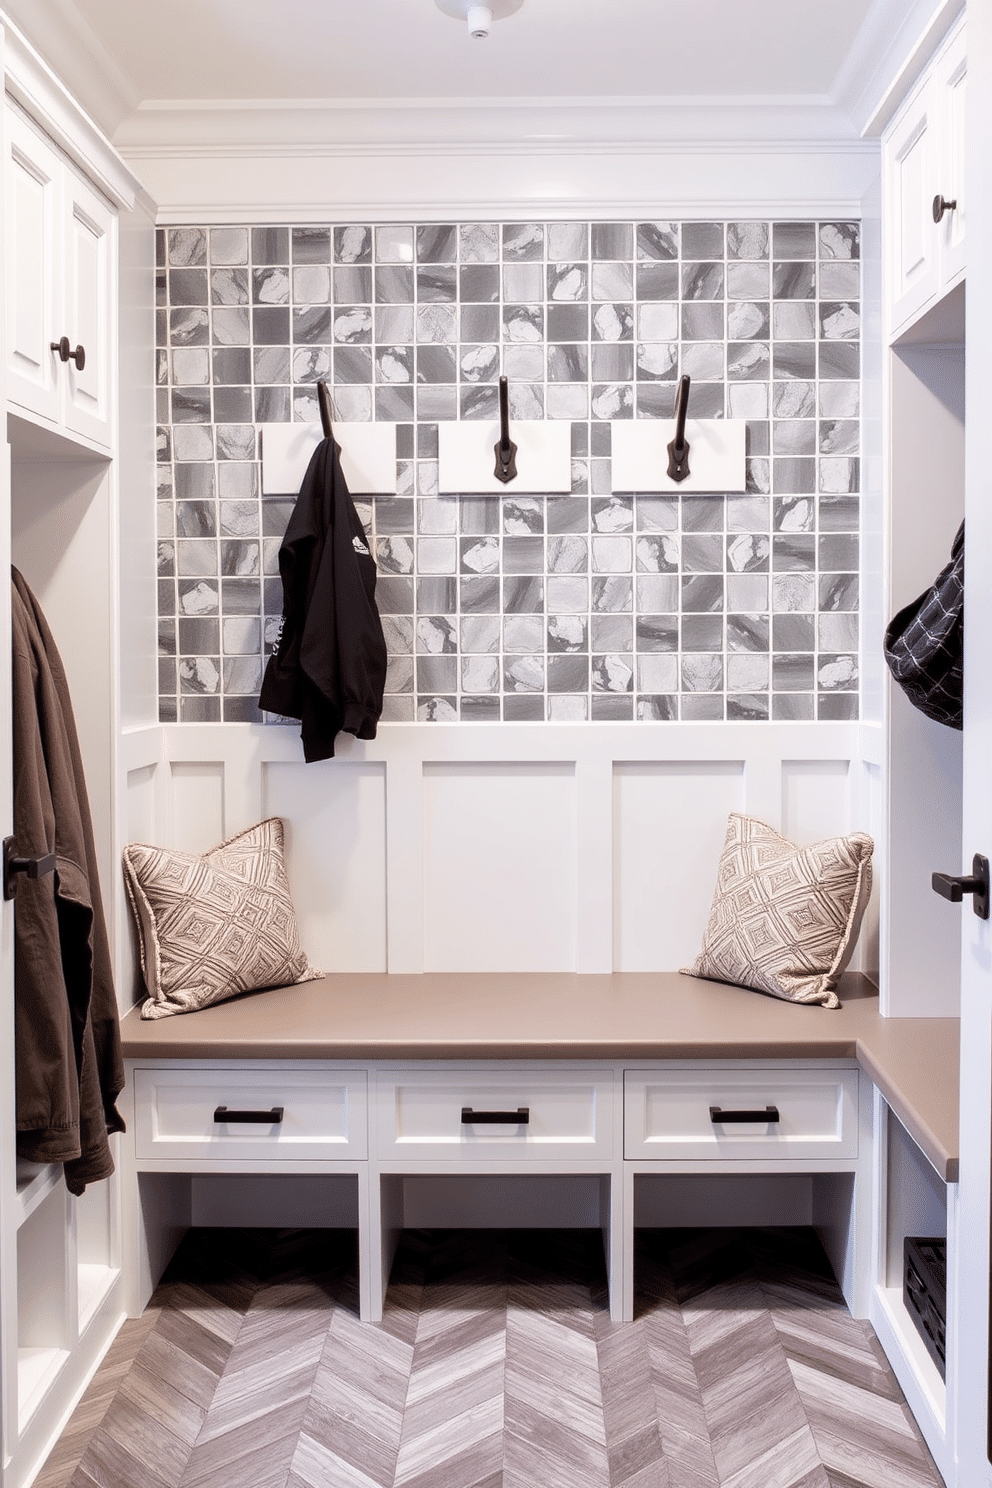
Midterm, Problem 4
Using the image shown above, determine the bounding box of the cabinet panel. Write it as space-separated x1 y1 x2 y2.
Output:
63 173 113 446
133 1067 368 1161
884 17 967 337
887 79 938 330
5 108 60 424
937 29 966 285
4 103 115 450
624 1067 859 1162
376 1066 615 1162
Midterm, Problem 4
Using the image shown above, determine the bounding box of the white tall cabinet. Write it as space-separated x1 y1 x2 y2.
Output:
0 15 155 1488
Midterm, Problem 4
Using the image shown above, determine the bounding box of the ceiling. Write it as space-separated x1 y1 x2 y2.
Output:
6 0 896 143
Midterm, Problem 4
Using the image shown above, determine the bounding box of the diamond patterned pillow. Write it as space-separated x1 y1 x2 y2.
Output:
681 814 874 1008
122 818 321 1019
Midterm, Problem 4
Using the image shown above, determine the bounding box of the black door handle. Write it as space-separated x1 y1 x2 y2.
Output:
3 837 56 900
213 1105 284 1124
461 1106 530 1124
932 194 957 224
710 1105 780 1124
932 854 990 919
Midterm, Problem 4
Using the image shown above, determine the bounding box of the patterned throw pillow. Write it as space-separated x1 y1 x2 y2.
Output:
122 818 321 1019
681 813 874 1008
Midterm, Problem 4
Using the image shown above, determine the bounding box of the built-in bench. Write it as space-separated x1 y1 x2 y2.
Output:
118 970 959 1325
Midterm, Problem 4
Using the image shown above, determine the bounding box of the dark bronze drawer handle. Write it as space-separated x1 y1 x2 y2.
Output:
710 1105 780 1124
213 1105 284 1124
461 1106 529 1124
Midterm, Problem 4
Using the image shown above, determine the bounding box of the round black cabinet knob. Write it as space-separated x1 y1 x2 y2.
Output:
932 194 957 224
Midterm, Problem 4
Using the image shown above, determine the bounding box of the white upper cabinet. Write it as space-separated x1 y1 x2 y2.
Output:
884 17 966 338
4 102 114 451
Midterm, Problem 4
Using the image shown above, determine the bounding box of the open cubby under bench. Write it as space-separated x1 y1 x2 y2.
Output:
119 971 959 1323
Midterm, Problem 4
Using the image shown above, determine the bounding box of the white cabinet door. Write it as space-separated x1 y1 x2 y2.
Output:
885 18 967 338
936 24 967 288
5 107 60 427
4 104 114 451
62 171 113 447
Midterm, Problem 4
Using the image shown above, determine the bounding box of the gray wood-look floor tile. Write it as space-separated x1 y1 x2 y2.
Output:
43 1226 945 1488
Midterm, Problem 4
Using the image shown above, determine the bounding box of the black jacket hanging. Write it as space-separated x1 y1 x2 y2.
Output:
259 437 386 762
883 520 963 730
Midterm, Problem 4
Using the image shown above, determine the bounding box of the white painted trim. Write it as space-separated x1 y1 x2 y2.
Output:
131 145 879 225
843 0 965 139
114 98 862 154
1 9 142 209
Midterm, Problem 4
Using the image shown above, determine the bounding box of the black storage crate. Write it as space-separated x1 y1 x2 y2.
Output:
904 1236 946 1379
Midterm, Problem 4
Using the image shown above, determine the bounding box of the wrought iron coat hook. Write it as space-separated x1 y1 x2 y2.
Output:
317 380 335 441
494 375 518 484
667 373 691 483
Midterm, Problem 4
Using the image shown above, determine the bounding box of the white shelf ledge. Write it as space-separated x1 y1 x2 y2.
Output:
18 1345 69 1432
871 1284 946 1474
15 1161 62 1228
77 1264 120 1334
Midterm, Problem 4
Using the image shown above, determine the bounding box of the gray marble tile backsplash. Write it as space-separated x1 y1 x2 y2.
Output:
155 217 860 725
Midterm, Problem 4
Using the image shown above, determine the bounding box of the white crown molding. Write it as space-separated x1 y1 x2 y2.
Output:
0 0 137 136
2 11 143 209
131 143 879 225
833 0 965 137
114 95 864 157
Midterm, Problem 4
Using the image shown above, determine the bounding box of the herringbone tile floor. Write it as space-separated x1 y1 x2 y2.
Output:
37 1226 944 1488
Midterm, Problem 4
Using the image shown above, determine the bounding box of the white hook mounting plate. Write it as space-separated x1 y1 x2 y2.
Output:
612 419 747 493
261 423 399 496
438 420 572 495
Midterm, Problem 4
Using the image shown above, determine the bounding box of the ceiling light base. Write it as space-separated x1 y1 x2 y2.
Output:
435 0 525 39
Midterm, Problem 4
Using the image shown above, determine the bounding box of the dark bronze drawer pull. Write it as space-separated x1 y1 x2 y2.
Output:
461 1106 530 1124
213 1105 284 1124
709 1105 780 1124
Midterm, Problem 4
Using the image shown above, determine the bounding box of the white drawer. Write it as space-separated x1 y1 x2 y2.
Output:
376 1067 615 1163
133 1066 368 1162
624 1067 859 1162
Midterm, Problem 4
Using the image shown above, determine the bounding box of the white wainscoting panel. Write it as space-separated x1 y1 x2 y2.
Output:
421 761 577 971
125 764 157 846
262 760 387 971
613 761 745 971
169 761 226 852
781 759 853 845
124 722 874 985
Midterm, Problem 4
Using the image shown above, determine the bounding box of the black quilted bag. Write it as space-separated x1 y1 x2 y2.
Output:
883 521 963 730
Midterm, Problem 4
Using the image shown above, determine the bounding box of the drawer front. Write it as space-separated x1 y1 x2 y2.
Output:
133 1067 368 1161
624 1068 859 1162
376 1068 614 1162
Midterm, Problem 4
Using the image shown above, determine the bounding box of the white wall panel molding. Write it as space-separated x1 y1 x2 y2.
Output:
125 143 880 226
136 721 875 987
